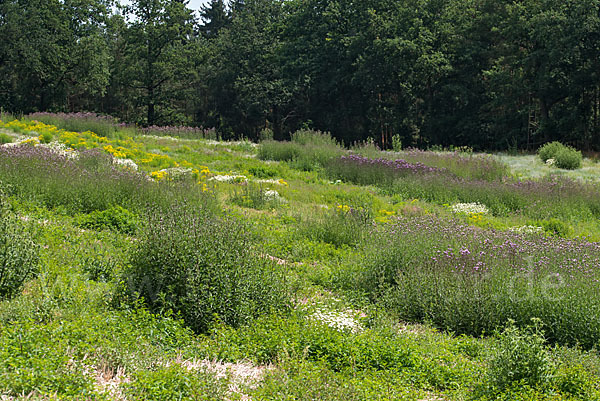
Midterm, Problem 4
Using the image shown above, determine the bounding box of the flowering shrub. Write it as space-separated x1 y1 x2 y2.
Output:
451 202 489 215
340 215 600 348
308 309 363 333
325 154 444 186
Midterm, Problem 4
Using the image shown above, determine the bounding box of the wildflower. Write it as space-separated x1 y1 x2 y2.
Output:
209 175 247 183
308 309 363 333
451 202 489 215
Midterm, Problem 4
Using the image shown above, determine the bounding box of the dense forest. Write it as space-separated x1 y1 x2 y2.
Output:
1 0 599 150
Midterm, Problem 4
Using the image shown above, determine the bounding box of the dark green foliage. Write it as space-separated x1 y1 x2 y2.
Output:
123 202 288 333
76 205 138 234
0 197 39 300
1 0 599 149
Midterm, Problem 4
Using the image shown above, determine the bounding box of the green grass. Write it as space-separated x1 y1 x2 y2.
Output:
3 117 600 399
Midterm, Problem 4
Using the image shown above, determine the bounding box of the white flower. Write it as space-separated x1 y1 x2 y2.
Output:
209 174 247 183
160 167 196 180
255 179 284 185
451 202 489 215
38 141 78 159
546 158 556 166
308 309 362 333
113 158 139 170
263 189 284 202
510 225 543 234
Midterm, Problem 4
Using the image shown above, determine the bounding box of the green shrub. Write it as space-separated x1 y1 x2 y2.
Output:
538 218 572 238
0 132 12 145
76 205 138 234
38 131 53 144
392 135 402 152
554 146 582 170
126 365 227 401
538 141 582 169
259 127 274 141
488 320 554 391
123 202 288 333
81 254 118 282
554 364 593 397
248 164 278 178
0 191 39 299
538 141 565 163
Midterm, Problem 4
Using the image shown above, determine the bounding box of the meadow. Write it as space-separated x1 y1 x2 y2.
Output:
2 113 600 400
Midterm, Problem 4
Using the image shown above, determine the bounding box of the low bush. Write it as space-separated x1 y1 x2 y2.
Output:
125 365 227 401
0 190 39 299
488 320 554 391
230 183 285 210
0 132 12 144
538 141 582 169
76 205 138 234
554 146 583 170
122 202 288 333
538 141 565 163
325 155 444 187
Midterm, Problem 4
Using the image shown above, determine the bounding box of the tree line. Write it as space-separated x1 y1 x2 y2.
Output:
1 0 599 150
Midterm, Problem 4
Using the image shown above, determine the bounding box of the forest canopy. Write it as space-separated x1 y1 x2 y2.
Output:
1 0 599 150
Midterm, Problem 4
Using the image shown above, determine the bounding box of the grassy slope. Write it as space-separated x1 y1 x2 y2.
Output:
0 125 599 400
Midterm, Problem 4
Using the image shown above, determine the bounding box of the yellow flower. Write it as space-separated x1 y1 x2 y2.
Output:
150 170 167 181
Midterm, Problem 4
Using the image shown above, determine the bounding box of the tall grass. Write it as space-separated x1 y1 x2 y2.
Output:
325 154 600 222
338 215 600 349
139 125 218 140
26 112 119 138
398 149 509 181
0 145 210 214
258 129 343 171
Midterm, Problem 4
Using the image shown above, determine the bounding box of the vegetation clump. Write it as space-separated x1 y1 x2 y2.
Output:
538 142 582 170
0 189 39 299
123 202 288 333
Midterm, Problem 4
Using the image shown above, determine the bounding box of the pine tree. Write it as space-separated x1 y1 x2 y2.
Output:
199 0 229 38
